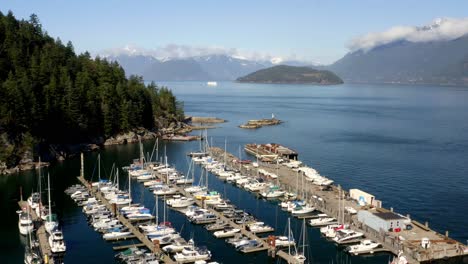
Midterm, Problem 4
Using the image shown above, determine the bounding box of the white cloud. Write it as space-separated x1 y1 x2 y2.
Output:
99 44 319 64
348 17 468 52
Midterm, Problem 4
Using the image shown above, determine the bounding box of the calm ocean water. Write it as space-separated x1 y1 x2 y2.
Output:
2 82 467 263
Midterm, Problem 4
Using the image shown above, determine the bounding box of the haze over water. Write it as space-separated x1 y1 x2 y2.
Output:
2 82 467 263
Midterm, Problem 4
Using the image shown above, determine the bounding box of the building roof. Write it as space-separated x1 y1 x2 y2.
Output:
374 212 406 220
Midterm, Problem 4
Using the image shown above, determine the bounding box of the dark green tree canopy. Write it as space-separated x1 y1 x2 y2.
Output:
0 11 184 167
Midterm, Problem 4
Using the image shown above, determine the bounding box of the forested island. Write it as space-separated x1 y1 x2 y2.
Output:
0 12 184 173
237 65 343 85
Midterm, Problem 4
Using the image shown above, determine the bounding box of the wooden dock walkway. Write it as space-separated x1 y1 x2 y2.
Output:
77 176 176 264
113 243 146 250
18 200 55 264
153 171 275 254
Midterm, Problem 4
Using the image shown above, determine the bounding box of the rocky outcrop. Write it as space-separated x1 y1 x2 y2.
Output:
103 128 158 146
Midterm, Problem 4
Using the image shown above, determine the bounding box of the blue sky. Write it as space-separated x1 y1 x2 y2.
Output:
2 0 467 64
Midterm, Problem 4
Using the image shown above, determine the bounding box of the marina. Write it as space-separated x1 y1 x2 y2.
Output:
207 145 468 263
5 82 468 264
149 161 302 263
75 175 176 264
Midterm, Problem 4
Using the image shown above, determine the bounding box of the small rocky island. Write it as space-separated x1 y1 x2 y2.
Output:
239 115 282 129
237 65 343 84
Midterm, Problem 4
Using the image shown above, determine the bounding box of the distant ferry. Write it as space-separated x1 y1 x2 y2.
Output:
207 81 217 86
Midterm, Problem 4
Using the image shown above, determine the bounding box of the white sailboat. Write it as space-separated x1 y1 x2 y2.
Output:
45 173 58 234
292 219 307 263
276 218 296 247
17 208 34 236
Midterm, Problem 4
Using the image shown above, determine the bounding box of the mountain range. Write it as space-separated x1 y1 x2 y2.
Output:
104 53 313 81
327 34 468 86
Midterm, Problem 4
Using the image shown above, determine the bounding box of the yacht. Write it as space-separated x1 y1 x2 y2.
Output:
24 249 41 264
17 211 34 235
162 239 190 253
145 226 176 237
346 239 381 255
166 195 195 208
260 186 285 198
236 240 260 251
308 214 337 227
102 228 132 240
174 246 211 263
320 224 346 238
213 227 240 238
27 193 41 209
246 222 274 233
333 229 364 244
176 177 194 185
136 173 155 182
153 185 177 196
191 213 218 224
184 185 207 193
48 230 66 253
290 205 315 215
244 182 267 192
44 214 58 234
275 236 296 247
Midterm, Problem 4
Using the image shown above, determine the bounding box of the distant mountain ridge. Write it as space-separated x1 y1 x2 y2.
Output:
328 34 468 86
105 53 313 81
237 65 343 84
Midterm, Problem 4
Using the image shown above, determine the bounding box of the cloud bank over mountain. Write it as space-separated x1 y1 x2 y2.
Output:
100 44 314 65
348 17 468 52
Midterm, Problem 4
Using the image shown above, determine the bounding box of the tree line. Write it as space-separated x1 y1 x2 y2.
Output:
0 11 184 167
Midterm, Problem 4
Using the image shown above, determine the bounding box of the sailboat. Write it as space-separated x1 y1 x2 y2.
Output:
292 219 307 263
45 173 58 234
275 218 296 247
17 207 34 236
24 212 41 264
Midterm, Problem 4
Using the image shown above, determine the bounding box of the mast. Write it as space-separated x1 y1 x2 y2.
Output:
238 146 242 171
301 218 306 256
155 194 159 224
98 153 101 191
80 153 84 178
127 169 131 206
38 157 42 212
156 138 159 162
224 138 227 167
295 170 299 196
139 137 144 167
288 218 291 255
47 173 52 223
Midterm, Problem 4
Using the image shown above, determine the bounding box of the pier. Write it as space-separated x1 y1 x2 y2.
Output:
208 146 468 263
17 200 55 264
76 176 176 264
152 167 307 264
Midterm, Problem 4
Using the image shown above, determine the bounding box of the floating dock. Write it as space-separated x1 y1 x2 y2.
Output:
152 171 278 256
17 200 56 264
209 146 468 264
76 176 175 264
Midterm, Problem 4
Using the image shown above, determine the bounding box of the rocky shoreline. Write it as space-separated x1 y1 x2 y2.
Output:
0 120 197 175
